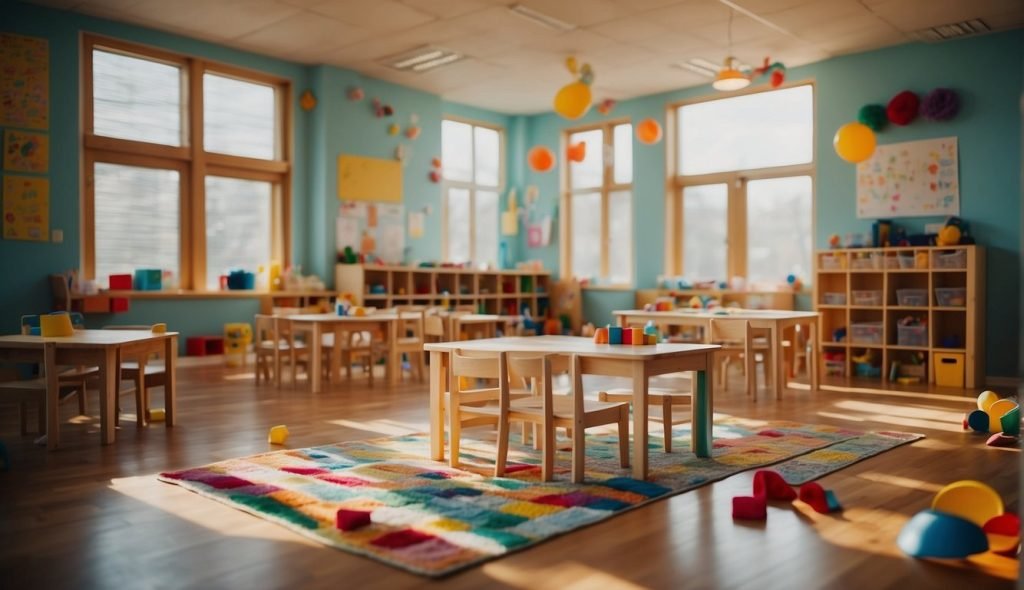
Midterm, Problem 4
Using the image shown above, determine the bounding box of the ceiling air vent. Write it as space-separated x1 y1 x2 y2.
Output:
384 46 463 73
914 19 990 42
508 4 577 32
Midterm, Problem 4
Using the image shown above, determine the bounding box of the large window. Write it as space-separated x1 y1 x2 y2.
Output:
562 121 633 285
441 119 502 266
83 35 290 290
668 84 813 285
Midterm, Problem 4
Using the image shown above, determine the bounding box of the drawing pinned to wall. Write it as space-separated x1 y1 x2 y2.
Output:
0 33 49 129
3 130 48 172
527 216 552 248
3 175 49 241
337 201 405 264
856 137 959 219
408 210 425 239
337 154 402 202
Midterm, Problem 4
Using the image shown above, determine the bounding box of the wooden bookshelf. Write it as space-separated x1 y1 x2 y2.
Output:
335 264 551 317
636 289 795 310
813 245 985 388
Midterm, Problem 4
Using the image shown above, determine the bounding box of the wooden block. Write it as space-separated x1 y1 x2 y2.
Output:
622 328 633 345
608 326 622 345
630 328 643 346
82 296 111 313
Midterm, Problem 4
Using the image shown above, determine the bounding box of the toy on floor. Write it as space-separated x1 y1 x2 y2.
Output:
898 479 1018 559
798 482 843 514
732 470 842 521
336 509 372 531
268 425 289 445
146 409 166 422
964 390 1021 440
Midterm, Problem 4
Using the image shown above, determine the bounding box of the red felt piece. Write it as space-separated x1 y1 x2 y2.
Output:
986 433 1019 448
336 509 372 531
984 513 1022 557
798 482 835 514
732 495 767 520
753 470 797 501
370 529 435 549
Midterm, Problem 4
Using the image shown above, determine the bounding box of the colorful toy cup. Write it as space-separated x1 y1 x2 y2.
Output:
40 313 74 337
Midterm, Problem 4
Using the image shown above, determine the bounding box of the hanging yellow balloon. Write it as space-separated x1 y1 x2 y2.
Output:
554 81 592 120
833 122 877 163
565 56 578 75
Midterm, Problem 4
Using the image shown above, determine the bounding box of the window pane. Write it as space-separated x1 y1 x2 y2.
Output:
682 184 727 281
93 49 182 146
608 191 632 284
677 85 813 175
474 126 500 187
747 176 812 284
571 192 601 280
446 188 470 263
205 176 273 289
613 124 632 184
204 73 276 159
569 129 603 190
442 120 472 182
94 163 179 286
474 190 499 266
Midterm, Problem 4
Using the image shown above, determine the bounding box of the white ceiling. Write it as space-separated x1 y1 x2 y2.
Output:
25 0 1024 113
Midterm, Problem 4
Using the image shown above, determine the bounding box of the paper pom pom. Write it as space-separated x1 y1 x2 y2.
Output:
921 88 960 121
887 91 920 126
857 104 888 131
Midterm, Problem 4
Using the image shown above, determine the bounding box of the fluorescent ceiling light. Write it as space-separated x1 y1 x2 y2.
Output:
915 19 990 42
385 46 462 73
508 4 576 32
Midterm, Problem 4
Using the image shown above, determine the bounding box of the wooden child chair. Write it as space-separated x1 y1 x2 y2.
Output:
447 350 505 473
103 324 167 427
254 314 308 387
391 306 427 382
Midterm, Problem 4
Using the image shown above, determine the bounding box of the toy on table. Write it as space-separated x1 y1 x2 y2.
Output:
898 479 1015 559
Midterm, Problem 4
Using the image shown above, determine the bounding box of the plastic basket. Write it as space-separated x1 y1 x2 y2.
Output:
851 290 882 306
897 324 928 347
934 250 966 269
850 322 883 345
935 287 966 307
896 289 928 307
822 292 846 305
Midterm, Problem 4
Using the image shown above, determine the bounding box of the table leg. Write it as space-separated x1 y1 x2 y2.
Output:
99 347 117 445
310 323 322 393
330 326 343 384
692 354 713 458
631 362 648 480
165 335 177 427
137 352 148 428
618 316 629 328
43 343 59 451
429 350 445 461
809 320 819 392
388 321 400 386
771 324 783 400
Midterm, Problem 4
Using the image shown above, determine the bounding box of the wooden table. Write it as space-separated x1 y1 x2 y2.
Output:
613 309 820 399
287 313 417 392
0 329 178 450
424 336 719 480
447 314 521 340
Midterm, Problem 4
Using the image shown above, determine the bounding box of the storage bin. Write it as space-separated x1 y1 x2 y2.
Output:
850 322 883 344
134 269 162 290
883 256 901 269
824 359 846 377
868 252 885 269
899 363 927 379
850 257 874 270
934 250 967 269
851 290 882 306
935 287 967 307
934 352 965 387
820 256 843 270
109 274 132 290
897 255 915 269
82 295 111 313
855 362 882 378
897 324 928 347
822 292 846 305
896 289 928 307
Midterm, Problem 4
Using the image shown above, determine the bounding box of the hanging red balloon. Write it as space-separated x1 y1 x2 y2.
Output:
527 146 556 172
887 91 919 126
566 141 586 163
636 118 663 145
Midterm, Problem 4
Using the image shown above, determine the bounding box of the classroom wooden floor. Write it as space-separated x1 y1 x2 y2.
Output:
0 361 1018 589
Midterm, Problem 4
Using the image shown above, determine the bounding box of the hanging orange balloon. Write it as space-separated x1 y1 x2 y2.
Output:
636 118 663 145
554 81 592 120
566 141 586 163
833 122 876 163
527 146 556 172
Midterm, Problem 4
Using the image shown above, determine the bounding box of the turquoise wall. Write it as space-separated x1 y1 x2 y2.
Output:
519 30 1023 378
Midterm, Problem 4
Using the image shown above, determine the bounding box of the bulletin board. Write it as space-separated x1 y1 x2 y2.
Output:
0 33 49 129
856 137 959 218
3 175 49 241
336 201 405 264
337 154 403 203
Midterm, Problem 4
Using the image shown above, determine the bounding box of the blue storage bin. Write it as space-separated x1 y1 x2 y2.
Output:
227 270 256 290
134 269 162 290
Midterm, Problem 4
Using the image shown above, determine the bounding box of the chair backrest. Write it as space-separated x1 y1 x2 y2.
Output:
254 314 277 343
507 353 570 391
49 274 71 311
709 319 752 349
424 315 445 338
449 349 507 406
396 306 425 342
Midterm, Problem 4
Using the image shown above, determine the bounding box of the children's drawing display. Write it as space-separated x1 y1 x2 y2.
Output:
856 137 959 219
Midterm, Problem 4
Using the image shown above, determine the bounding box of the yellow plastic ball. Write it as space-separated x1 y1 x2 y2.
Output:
977 390 1000 412
554 81 592 120
932 480 1004 527
987 399 1018 433
833 122 877 163
937 225 961 246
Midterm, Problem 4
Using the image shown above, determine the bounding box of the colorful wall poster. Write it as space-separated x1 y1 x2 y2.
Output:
0 33 50 130
337 154 402 203
336 201 405 264
3 129 48 172
3 175 49 241
856 137 959 218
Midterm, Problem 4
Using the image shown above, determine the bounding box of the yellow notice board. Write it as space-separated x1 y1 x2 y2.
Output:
3 175 49 241
337 155 402 203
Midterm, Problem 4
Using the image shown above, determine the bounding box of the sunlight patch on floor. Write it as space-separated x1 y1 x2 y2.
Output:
327 418 423 437
222 372 257 381
816 411 866 422
833 400 965 423
819 384 976 404
857 471 944 493
484 560 647 590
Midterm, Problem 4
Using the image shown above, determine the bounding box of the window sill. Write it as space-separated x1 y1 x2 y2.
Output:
581 285 635 292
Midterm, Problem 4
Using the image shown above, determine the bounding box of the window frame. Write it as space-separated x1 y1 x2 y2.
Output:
440 116 506 265
81 34 292 291
560 118 634 287
664 81 816 282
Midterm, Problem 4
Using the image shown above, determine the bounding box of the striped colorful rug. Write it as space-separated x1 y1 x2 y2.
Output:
159 418 922 577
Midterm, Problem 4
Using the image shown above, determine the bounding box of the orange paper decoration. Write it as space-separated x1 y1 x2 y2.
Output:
636 118 663 144
566 141 586 163
527 146 556 173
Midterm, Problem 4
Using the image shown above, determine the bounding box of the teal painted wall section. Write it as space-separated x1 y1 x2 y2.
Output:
520 30 1023 376
1 1 311 354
